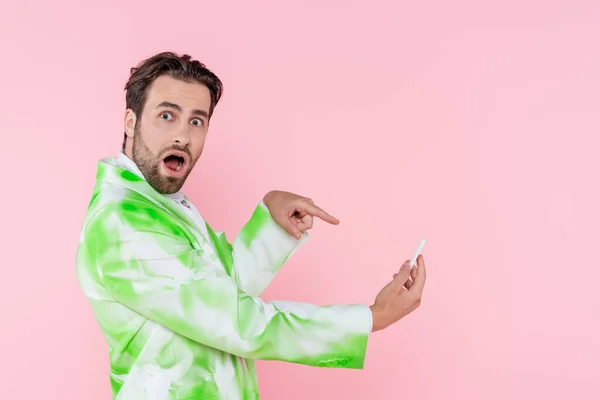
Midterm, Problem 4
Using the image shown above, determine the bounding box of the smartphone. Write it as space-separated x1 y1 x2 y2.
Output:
410 237 426 268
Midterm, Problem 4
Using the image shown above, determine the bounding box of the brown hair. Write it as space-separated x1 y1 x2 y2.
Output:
122 51 224 150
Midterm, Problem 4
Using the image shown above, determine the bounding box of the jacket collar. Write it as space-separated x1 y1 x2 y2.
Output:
95 155 203 241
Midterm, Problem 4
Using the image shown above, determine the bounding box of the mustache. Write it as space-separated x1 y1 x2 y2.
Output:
160 145 192 159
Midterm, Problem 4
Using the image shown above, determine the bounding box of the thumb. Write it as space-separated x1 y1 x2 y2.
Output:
392 260 412 286
283 219 303 240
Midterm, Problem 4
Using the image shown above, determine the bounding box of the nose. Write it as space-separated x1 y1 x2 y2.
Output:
171 123 191 147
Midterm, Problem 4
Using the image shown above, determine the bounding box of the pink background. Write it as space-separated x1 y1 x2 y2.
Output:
2 0 599 399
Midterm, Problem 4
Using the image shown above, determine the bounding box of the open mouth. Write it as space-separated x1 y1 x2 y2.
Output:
164 154 185 171
162 151 189 175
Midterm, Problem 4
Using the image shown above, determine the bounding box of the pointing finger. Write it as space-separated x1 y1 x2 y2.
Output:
303 203 340 225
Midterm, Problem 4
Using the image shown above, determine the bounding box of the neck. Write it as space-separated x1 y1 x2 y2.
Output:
124 140 133 159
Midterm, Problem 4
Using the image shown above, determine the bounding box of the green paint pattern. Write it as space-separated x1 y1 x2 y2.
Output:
76 156 371 399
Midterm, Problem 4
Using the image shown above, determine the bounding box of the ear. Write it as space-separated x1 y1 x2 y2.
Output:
124 109 137 138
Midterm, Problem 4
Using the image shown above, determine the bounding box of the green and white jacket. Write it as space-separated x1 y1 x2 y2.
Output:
76 153 372 399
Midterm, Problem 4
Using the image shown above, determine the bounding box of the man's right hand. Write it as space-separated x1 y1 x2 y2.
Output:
369 255 427 332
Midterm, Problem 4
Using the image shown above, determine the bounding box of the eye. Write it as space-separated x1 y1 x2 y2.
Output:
160 112 173 120
191 118 204 127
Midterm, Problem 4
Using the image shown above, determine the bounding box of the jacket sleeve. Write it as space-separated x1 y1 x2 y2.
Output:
231 200 309 297
87 203 372 369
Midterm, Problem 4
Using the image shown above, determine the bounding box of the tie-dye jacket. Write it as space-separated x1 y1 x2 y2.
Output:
76 156 372 399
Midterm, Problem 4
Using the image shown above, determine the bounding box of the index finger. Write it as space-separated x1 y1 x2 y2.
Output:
409 254 427 295
302 202 340 225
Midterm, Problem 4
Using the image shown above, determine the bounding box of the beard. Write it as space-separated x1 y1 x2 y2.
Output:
131 125 195 195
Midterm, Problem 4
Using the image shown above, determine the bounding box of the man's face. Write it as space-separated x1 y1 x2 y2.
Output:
125 75 211 194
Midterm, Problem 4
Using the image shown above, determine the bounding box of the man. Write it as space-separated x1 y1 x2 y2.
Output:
76 52 426 399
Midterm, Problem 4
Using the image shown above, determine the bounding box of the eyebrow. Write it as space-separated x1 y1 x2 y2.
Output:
156 101 209 118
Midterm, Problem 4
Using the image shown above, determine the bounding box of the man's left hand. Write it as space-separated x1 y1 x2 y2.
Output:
263 190 340 240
